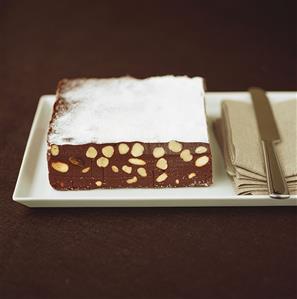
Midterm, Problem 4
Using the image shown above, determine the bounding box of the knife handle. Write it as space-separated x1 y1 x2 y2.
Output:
261 140 290 199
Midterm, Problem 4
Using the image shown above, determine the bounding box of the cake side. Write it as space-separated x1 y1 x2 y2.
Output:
47 76 212 190
48 141 212 190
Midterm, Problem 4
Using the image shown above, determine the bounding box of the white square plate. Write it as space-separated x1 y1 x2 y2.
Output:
13 92 297 207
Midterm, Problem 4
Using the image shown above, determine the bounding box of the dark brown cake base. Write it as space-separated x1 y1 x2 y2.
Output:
47 141 212 190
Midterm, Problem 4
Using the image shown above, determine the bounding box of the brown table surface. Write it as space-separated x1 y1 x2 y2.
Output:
0 0 296 298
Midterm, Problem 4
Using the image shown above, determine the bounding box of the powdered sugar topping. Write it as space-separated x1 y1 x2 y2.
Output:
48 76 209 144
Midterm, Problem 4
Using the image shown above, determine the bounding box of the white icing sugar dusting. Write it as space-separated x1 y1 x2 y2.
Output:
48 76 209 145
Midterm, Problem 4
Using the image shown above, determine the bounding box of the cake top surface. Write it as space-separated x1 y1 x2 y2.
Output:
48 76 209 145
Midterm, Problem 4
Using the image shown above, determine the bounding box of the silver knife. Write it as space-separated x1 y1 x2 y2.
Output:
249 87 289 199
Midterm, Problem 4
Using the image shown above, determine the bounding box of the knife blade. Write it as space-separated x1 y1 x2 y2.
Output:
249 87 289 199
249 87 280 142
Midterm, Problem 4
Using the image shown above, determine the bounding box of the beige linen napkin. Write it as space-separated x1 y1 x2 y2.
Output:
214 99 297 195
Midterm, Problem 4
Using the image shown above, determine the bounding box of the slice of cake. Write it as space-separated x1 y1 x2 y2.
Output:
47 76 212 190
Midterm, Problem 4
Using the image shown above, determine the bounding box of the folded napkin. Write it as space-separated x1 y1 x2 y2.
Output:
214 99 297 195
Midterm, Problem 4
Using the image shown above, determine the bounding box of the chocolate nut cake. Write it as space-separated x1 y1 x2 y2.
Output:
47 76 212 190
